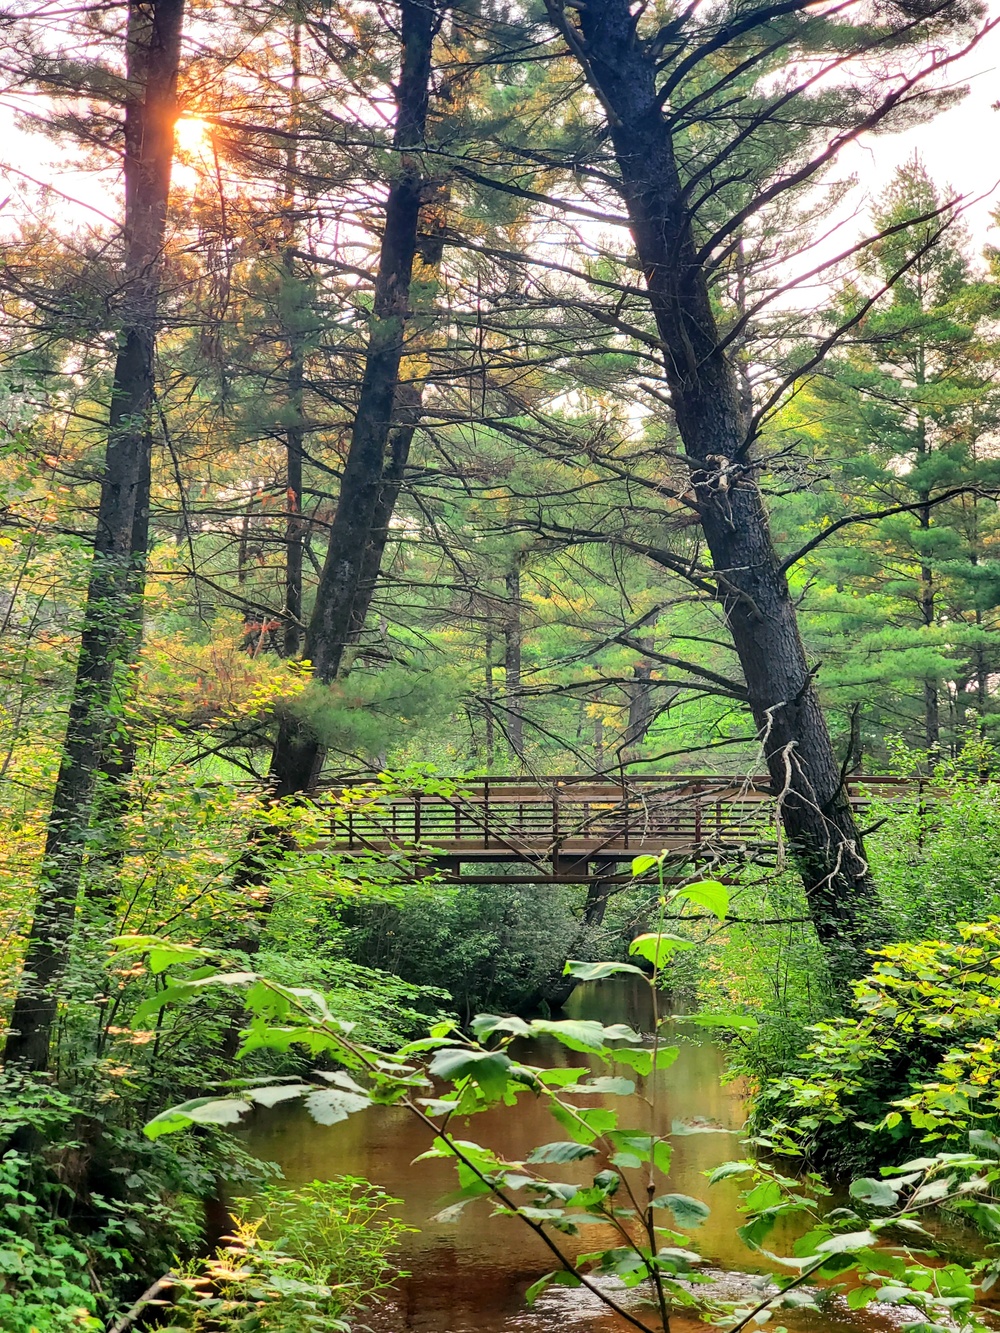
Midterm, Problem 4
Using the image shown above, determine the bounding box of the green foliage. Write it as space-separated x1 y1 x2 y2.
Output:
866 741 1000 939
753 920 1000 1170
337 877 590 1019
167 1177 410 1331
0 1154 101 1333
0 1067 273 1325
712 1151 1000 1331
137 905 1000 1333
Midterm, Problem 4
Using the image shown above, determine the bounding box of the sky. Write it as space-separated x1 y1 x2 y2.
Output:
2 5 1000 258
840 13 1000 253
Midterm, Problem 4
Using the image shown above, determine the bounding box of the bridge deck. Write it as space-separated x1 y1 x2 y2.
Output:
324 774 919 881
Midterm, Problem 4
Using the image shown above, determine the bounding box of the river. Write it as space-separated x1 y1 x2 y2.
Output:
242 978 976 1333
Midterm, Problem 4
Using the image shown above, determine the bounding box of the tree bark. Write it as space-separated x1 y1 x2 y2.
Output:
282 19 306 660
92 433 153 848
345 383 423 647
553 0 885 981
504 563 525 763
484 621 496 768
5 0 185 1070
621 640 655 761
269 0 440 797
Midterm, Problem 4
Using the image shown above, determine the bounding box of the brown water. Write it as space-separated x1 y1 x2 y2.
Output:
242 980 973 1333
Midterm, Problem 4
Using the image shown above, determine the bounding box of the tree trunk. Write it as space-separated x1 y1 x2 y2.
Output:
269 0 439 797
92 433 153 847
919 509 939 750
504 564 525 763
484 621 496 768
345 383 423 647
621 640 655 761
557 0 885 981
283 343 305 659
5 0 185 1070
282 20 306 659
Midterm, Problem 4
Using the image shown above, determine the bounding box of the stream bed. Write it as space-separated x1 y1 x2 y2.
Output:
242 978 979 1333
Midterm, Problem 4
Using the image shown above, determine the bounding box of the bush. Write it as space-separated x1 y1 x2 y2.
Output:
753 920 1000 1172
0 1153 101 1333
169 1177 411 1331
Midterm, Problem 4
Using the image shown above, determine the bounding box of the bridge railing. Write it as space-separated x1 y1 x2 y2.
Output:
327 774 919 857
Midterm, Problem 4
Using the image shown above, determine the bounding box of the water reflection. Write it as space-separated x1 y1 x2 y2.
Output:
241 979 890 1332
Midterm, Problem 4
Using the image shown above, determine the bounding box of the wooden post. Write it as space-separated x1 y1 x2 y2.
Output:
484 778 490 849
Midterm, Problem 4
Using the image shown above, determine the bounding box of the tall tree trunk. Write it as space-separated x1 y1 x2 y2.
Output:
269 0 440 797
4 0 185 1070
282 19 305 659
284 342 305 658
344 383 423 647
504 563 525 763
621 640 654 761
92 434 153 845
552 0 885 981
484 621 497 768
592 694 604 771
919 507 939 750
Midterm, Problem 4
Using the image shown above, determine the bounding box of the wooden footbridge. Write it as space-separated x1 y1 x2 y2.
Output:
326 774 916 883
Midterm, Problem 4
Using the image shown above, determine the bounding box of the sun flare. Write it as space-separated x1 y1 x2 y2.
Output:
175 116 211 156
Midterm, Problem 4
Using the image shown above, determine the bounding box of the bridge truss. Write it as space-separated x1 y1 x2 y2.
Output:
324 774 917 885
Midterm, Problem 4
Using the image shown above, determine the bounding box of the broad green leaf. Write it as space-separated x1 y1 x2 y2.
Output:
653 1139 673 1174
847 1286 878 1309
608 1130 652 1165
150 944 212 973
652 1193 710 1227
417 1098 461 1116
133 982 199 1025
814 1230 876 1254
955 1201 1000 1234
111 935 211 971
614 1047 653 1076
550 1102 619 1144
883 1157 939 1174
565 1077 635 1096
970 1129 1000 1159
562 960 647 982
631 854 660 876
315 1070 367 1094
245 1084 312 1108
708 1160 754 1185
303 1088 371 1125
911 1176 954 1205
144 1096 251 1140
471 1014 531 1039
849 1177 898 1209
875 1286 914 1304
527 1019 613 1054
602 1023 642 1043
535 1067 588 1088
429 1047 513 1099
744 1180 783 1211
629 933 695 969
673 880 729 920
527 1141 599 1164
525 1270 581 1306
